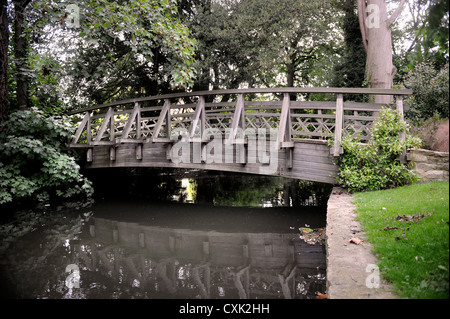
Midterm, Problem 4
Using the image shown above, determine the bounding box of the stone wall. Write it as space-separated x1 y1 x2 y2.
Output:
409 149 449 182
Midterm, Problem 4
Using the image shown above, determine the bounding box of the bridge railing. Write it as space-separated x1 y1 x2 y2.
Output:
68 87 412 157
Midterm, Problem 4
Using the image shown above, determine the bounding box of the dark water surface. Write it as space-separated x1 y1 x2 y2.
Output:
0 171 331 299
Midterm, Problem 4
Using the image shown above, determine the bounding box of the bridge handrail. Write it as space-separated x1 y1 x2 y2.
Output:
69 87 412 159
67 87 412 115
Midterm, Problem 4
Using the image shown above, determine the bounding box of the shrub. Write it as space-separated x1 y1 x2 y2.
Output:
0 107 93 205
410 115 449 152
404 62 449 123
334 107 422 192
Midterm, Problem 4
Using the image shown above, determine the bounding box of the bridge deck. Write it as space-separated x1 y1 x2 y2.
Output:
68 88 411 184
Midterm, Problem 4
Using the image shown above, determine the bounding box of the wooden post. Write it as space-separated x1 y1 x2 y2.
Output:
86 148 93 162
72 111 91 145
277 93 292 148
136 143 143 160
165 101 172 139
333 94 344 156
136 102 141 139
110 107 116 160
153 99 171 141
95 107 114 142
227 94 245 144
121 102 141 139
189 96 206 140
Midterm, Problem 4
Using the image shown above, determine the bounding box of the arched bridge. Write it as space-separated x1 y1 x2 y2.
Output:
68 88 412 184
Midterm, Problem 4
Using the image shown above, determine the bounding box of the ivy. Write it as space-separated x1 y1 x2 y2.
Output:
0 107 93 205
333 107 422 193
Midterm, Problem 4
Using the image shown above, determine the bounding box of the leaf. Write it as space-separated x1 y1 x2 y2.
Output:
316 292 327 299
348 237 364 245
299 227 313 233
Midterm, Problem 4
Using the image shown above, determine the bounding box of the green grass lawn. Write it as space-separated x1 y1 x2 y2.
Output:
353 182 449 299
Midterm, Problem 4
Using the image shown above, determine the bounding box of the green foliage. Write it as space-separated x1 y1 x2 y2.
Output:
180 0 337 91
404 62 449 123
0 107 93 205
409 0 449 69
335 107 422 192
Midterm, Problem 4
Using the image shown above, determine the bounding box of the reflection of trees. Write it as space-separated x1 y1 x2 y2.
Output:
0 207 93 298
197 174 284 207
83 168 333 208
84 168 185 202
196 173 333 207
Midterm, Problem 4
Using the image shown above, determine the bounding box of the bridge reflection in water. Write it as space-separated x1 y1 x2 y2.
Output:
75 212 325 299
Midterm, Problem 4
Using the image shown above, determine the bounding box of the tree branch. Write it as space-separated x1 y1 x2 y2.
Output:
386 0 407 28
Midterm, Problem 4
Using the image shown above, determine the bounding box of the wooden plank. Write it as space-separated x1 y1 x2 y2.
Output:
292 153 336 164
189 96 206 138
152 99 171 140
121 102 141 139
94 107 114 142
90 141 116 146
291 159 338 172
290 101 336 109
68 87 413 115
277 93 291 148
72 111 91 144
291 113 336 119
344 115 379 121
293 142 332 151
227 94 245 144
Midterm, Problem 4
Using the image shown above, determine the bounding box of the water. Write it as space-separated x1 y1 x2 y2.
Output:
0 170 332 299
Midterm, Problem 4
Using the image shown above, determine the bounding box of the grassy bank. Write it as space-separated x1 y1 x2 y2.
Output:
353 182 449 299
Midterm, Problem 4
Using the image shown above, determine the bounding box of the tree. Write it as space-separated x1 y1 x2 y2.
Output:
413 0 449 68
0 0 9 125
14 0 32 110
358 0 407 103
57 0 197 107
180 0 336 94
331 0 367 101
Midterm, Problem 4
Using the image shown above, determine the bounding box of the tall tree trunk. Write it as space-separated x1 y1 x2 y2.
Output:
358 0 406 104
0 0 9 126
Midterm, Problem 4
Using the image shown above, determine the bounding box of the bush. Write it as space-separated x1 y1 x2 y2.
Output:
334 107 422 192
410 115 449 152
404 62 449 123
0 107 93 205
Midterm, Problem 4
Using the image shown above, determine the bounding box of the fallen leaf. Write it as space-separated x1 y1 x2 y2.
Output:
316 292 327 299
349 237 364 245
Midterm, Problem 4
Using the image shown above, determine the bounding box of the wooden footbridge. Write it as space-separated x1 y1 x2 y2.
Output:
69 88 411 184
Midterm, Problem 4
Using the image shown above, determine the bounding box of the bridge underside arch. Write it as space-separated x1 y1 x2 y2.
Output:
76 140 339 185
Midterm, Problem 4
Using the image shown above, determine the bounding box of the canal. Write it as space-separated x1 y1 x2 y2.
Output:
0 169 332 299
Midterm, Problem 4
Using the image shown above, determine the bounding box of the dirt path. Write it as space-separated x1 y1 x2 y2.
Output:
326 187 398 299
